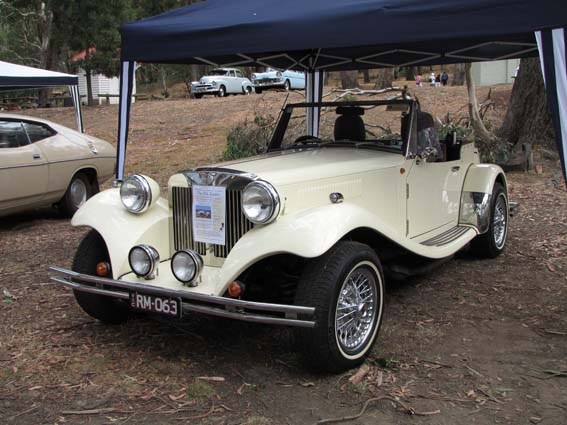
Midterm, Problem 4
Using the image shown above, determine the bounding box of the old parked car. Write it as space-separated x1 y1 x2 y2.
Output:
190 68 253 98
251 68 305 93
51 98 508 372
0 114 115 217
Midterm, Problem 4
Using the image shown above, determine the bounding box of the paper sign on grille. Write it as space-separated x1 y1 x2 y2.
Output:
192 185 226 245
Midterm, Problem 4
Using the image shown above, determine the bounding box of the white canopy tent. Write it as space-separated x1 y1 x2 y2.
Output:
0 60 84 133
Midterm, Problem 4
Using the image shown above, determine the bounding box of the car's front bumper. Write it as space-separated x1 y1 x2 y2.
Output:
191 85 219 94
253 80 285 88
49 266 316 328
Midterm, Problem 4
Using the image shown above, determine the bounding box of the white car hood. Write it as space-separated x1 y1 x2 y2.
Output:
209 148 405 186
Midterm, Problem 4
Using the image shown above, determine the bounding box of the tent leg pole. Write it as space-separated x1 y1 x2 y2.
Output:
115 60 135 183
536 28 567 186
306 70 324 137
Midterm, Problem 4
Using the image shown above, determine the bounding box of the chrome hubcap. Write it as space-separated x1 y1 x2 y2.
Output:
335 265 378 354
493 193 507 249
69 178 87 209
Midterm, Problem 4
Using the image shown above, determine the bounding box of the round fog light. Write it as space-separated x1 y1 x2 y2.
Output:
128 245 159 279
171 250 203 285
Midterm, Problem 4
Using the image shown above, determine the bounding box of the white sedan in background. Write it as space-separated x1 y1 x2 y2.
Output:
190 68 253 98
0 114 115 217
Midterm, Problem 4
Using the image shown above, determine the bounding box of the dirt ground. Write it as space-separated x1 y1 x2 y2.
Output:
1 85 566 425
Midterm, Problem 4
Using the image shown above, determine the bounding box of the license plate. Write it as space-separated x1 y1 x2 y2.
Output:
129 292 181 318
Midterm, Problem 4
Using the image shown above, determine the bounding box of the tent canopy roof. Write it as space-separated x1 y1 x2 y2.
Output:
120 0 567 71
0 60 78 91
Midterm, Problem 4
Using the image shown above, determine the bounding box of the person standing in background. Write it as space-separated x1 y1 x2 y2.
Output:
441 71 449 86
416 73 423 87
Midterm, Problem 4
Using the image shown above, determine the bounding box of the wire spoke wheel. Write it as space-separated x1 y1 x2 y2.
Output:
335 263 378 355
493 193 507 249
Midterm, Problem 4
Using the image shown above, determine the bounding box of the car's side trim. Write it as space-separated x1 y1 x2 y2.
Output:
49 266 316 328
0 156 115 171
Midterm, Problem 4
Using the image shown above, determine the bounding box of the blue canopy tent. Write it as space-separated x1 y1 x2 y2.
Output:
116 0 567 182
0 60 84 133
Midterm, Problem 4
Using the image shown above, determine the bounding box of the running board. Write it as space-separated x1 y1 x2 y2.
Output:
421 226 469 247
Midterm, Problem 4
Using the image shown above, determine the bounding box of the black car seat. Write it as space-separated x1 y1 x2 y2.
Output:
334 106 366 141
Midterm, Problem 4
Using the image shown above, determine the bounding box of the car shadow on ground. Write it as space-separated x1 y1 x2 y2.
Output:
0 207 66 231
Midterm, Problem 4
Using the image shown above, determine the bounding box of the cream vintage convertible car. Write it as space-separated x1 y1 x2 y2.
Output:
0 114 115 217
51 98 508 372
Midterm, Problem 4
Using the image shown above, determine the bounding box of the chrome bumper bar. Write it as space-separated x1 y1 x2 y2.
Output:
49 266 316 328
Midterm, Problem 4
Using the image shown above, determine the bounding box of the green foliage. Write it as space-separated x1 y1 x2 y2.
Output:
223 113 276 161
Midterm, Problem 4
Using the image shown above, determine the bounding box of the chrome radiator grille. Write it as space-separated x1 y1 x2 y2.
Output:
171 186 253 258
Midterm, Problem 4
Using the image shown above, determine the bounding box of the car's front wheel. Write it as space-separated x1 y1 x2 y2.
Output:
470 182 508 258
59 172 93 217
284 79 291 91
294 242 384 372
254 87 263 94
72 230 129 324
217 85 226 97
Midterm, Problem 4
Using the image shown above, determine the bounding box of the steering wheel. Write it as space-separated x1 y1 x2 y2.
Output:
293 135 322 145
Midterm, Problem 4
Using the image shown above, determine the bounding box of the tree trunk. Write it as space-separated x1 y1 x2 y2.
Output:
406 66 417 81
452 63 466 86
340 71 359 89
362 69 370 83
37 1 53 107
85 70 94 106
160 66 169 98
466 63 493 142
499 58 554 148
373 68 395 89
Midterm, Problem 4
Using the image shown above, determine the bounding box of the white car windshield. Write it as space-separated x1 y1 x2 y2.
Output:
274 100 412 154
209 69 229 76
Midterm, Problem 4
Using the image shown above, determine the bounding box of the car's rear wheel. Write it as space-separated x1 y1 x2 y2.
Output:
59 172 93 217
470 182 508 258
72 230 129 324
294 241 384 372
244 86 252 95
217 85 226 97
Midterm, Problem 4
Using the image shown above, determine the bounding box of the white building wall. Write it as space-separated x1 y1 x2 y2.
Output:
77 68 136 105
472 59 521 86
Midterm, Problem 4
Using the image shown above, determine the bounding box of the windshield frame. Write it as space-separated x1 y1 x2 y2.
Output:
267 99 416 156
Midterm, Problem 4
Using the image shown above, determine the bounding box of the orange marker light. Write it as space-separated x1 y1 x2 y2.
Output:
96 262 111 277
228 281 244 298
400 167 406 174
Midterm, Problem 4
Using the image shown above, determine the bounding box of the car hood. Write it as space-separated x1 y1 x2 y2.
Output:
253 71 278 79
206 148 405 186
198 76 225 84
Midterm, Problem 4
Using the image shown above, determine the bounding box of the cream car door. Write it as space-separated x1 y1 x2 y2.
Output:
0 121 48 209
406 158 466 238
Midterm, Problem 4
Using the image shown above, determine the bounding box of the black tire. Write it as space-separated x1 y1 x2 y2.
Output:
217 85 226 97
284 79 291 91
294 241 385 372
193 93 203 99
470 182 508 258
72 230 129 324
59 172 94 217
244 86 252 95
254 87 263 94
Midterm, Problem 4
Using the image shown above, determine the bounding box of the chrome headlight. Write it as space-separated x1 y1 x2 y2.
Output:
171 250 203 286
128 245 159 279
211 80 217 86
120 174 152 213
242 181 280 224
